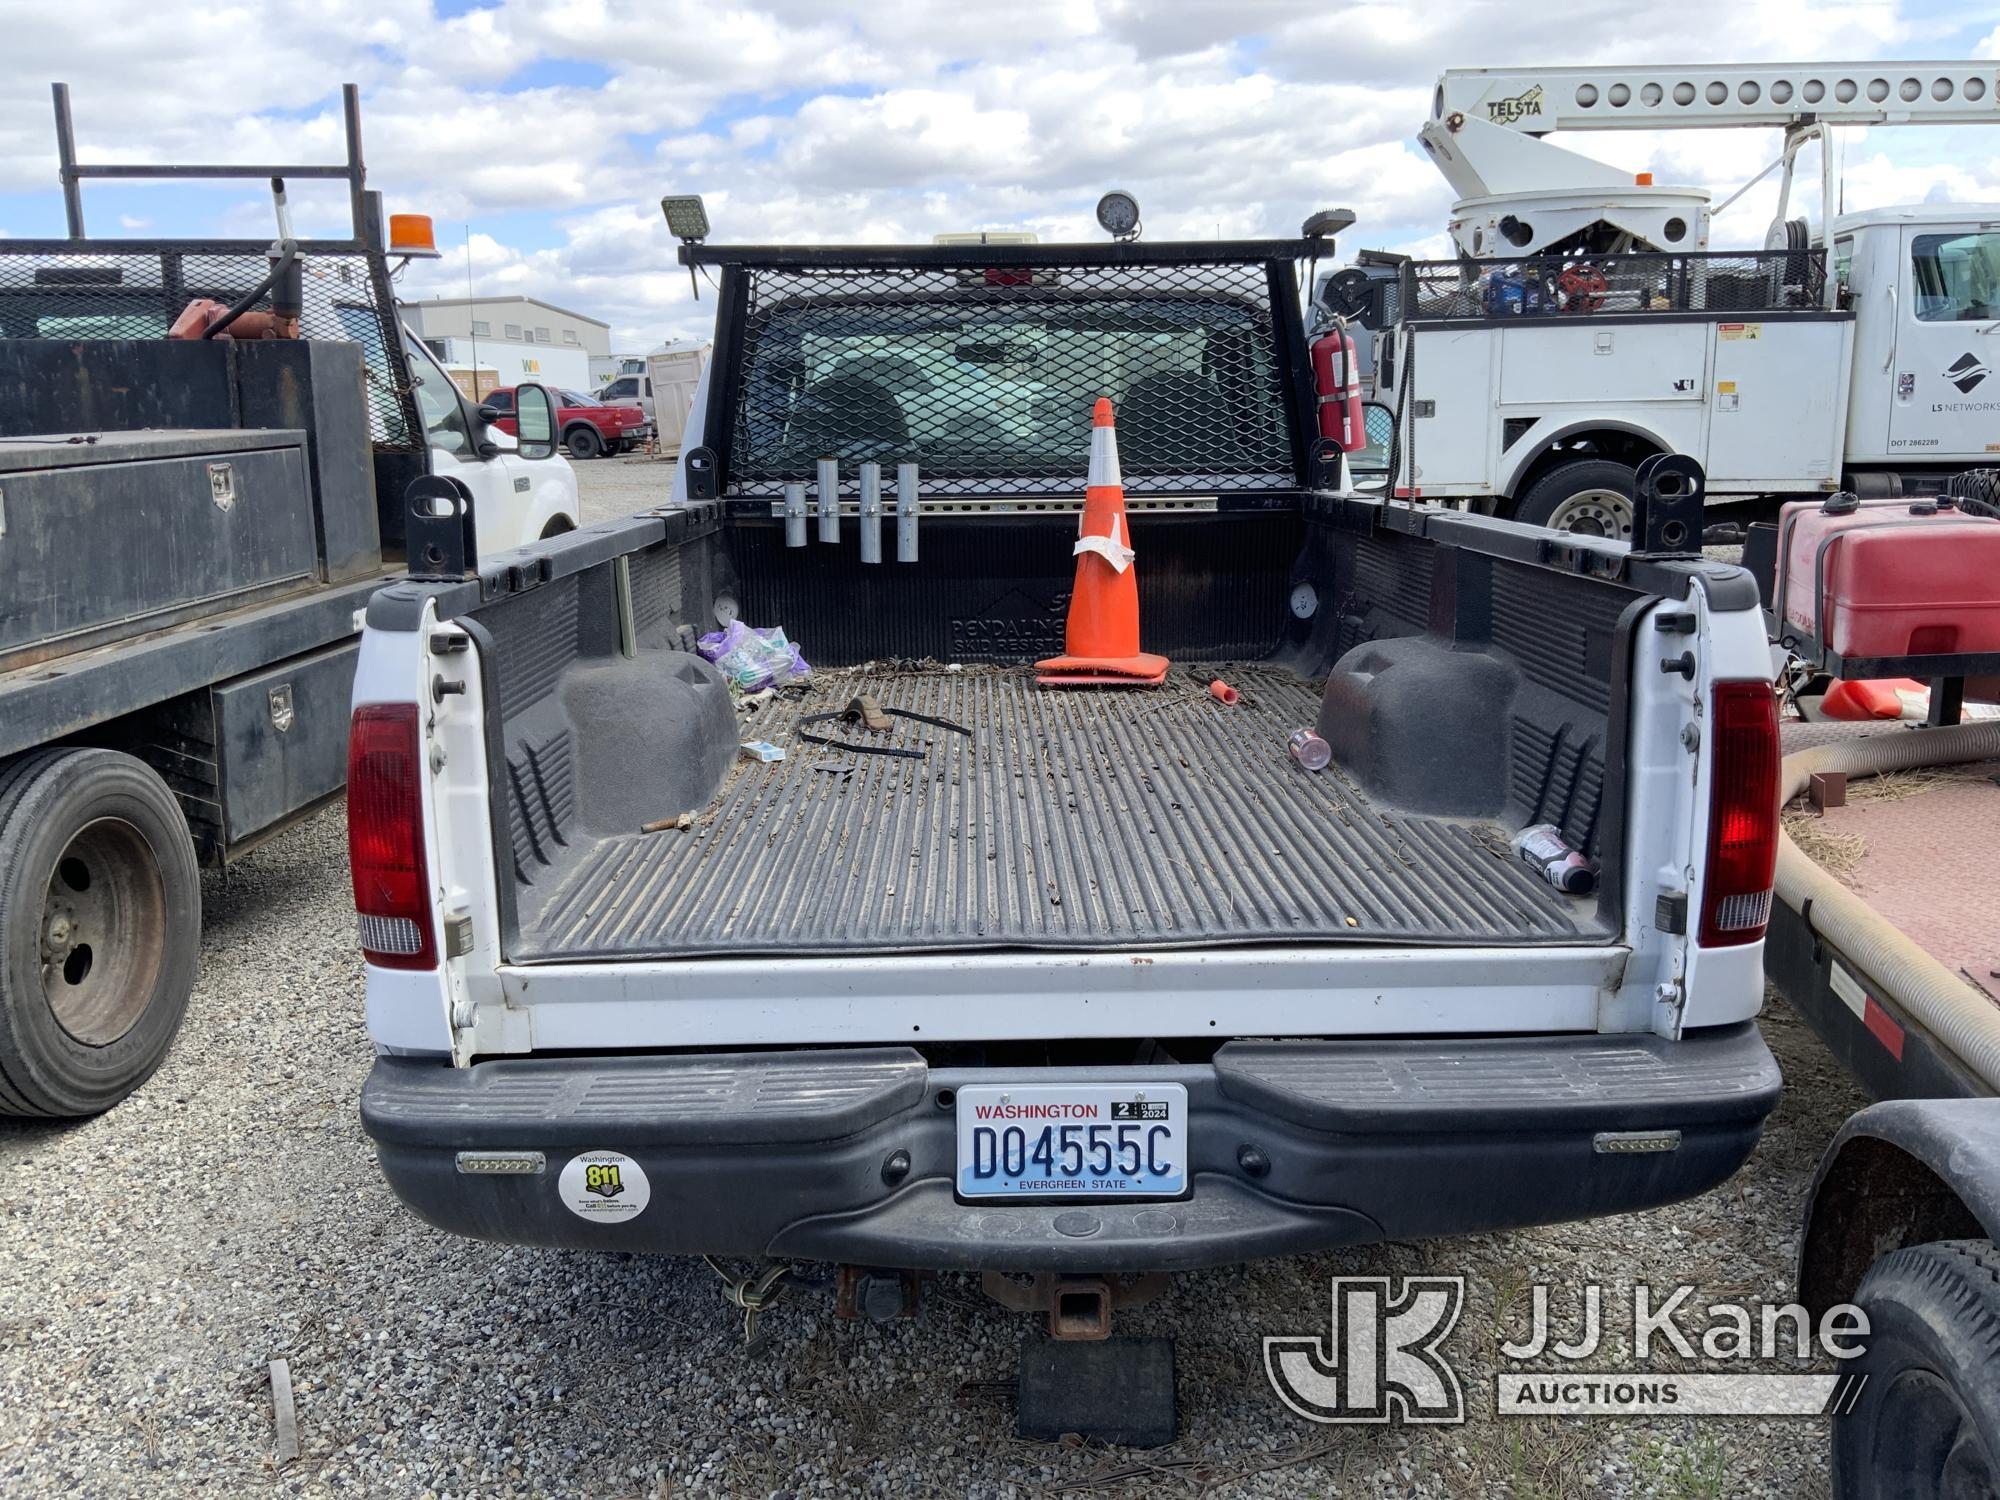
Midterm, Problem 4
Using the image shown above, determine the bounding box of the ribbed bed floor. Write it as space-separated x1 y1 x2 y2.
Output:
517 664 1609 960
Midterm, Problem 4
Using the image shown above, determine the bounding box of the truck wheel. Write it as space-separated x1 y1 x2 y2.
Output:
565 426 602 461
0 749 200 1116
1514 460 1635 540
1833 1239 2000 1499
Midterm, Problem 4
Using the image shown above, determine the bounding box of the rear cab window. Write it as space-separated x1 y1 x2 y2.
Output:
719 257 1302 497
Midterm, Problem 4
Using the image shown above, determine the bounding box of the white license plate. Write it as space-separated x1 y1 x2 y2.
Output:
954 1083 1188 1199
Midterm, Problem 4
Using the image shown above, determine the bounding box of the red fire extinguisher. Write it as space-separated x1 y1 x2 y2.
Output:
1310 321 1364 452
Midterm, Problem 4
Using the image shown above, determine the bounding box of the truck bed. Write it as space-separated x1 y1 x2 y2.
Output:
513 663 1608 961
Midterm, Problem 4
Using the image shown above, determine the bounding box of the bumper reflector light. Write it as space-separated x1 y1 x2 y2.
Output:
1593 1130 1683 1154
455 1152 547 1175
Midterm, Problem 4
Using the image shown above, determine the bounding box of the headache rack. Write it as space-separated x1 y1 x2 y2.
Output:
683 239 1324 500
1401 247 1829 323
0 83 423 453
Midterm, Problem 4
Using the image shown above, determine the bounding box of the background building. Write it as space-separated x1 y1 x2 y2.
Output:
399 295 610 396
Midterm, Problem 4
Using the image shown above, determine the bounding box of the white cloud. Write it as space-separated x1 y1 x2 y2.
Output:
4 0 1997 348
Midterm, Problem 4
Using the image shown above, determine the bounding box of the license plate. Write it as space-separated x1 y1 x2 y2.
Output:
954 1083 1188 1199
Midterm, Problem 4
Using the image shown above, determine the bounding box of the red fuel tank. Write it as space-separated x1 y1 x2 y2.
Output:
1776 496 2000 661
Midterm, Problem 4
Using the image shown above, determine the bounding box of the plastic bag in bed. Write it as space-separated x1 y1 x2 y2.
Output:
697 620 810 692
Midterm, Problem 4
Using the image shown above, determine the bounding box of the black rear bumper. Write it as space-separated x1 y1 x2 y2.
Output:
361 1023 1781 1272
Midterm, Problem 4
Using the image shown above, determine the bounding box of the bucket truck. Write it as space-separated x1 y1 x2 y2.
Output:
1335 62 2000 536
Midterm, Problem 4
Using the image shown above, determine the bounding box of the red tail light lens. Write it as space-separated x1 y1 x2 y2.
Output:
347 703 436 969
1700 680 1780 947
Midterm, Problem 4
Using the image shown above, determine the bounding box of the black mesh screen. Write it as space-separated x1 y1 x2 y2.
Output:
0 242 423 450
1405 249 1827 321
723 259 1298 496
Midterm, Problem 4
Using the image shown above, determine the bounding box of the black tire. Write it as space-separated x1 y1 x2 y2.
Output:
0 749 200 1116
1513 459 1636 540
539 514 577 539
564 425 602 461
1834 1239 2000 1499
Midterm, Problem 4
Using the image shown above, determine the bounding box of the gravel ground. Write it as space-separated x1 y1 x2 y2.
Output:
0 466 1875 1497
573 453 677 526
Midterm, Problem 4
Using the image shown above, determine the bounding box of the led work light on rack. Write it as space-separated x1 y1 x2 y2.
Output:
1095 190 1141 242
662 194 710 299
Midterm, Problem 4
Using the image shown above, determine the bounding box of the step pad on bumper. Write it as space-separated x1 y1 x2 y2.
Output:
1215 1027 1778 1132
364 1047 925 1146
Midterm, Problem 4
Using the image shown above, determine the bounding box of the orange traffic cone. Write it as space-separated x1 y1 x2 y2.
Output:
1037 398 1170 687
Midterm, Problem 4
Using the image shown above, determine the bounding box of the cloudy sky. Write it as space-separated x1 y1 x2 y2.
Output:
5 1 1999 352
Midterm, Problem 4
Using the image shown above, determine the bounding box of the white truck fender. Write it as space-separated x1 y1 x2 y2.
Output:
1495 414 1682 498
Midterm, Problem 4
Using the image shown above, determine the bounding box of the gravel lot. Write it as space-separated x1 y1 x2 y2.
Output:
574 453 677 526
0 461 1874 1498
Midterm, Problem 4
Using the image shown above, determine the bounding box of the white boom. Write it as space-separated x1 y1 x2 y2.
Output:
1433 63 2000 135
1417 62 2000 298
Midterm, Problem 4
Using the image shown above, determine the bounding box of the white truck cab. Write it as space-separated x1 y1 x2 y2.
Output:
596 370 654 424
1837 206 2000 466
404 330 580 546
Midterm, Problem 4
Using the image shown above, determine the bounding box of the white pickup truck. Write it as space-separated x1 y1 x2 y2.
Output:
350 237 1782 1321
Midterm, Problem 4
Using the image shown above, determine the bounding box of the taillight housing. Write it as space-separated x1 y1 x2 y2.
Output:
347 703 437 969
1700 680 1780 947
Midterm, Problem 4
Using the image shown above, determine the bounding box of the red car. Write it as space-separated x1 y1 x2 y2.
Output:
483 386 651 460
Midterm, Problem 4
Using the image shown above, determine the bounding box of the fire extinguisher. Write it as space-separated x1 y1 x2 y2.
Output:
1310 318 1364 452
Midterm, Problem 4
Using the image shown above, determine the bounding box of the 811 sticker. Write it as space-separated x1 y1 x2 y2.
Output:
558 1150 651 1223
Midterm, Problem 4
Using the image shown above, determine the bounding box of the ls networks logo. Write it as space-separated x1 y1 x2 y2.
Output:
1265 1277 1466 1424
1944 352 1992 394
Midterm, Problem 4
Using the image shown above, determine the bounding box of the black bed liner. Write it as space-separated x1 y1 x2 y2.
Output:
513 664 1610 962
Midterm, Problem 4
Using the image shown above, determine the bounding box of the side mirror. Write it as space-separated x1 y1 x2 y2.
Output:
514 383 559 460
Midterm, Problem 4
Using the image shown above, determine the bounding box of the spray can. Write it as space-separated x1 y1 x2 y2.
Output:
1287 728 1331 772
1512 823 1596 894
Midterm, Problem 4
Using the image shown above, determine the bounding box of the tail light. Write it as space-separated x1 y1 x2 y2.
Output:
347 703 437 969
1700 680 1780 947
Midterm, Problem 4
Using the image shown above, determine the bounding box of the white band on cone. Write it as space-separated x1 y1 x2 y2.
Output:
1088 421 1122 488
1073 511 1135 573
